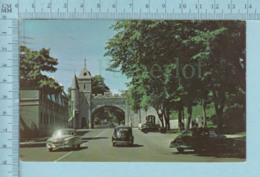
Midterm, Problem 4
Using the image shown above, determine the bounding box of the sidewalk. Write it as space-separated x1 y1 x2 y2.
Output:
20 137 49 147
225 135 246 144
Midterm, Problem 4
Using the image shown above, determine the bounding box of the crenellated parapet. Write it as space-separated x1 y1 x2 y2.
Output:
92 92 126 99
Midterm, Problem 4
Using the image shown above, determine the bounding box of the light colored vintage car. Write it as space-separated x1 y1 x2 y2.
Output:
46 129 81 152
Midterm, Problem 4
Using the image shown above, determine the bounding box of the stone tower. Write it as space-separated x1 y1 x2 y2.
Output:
70 59 92 129
78 59 92 128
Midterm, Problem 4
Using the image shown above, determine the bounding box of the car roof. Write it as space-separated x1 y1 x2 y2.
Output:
115 126 131 129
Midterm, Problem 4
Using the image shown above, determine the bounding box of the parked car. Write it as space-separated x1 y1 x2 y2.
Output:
140 122 166 133
169 128 232 153
46 129 81 152
112 126 134 146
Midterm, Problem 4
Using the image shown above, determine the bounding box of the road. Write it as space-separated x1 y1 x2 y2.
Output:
20 128 245 162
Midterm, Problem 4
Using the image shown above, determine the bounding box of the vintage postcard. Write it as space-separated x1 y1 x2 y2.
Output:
19 20 246 163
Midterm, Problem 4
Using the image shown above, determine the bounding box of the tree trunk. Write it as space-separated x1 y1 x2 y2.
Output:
156 109 164 127
182 106 184 123
178 106 183 132
212 90 224 131
185 105 192 130
202 99 207 127
163 108 170 130
160 115 164 127
165 118 170 130
215 107 223 131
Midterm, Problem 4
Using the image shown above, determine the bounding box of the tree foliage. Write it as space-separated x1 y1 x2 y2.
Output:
91 75 110 95
105 20 245 131
20 45 61 94
92 107 124 125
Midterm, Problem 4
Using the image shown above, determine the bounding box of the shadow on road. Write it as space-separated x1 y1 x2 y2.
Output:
114 144 144 148
81 136 109 143
76 130 90 136
50 146 88 152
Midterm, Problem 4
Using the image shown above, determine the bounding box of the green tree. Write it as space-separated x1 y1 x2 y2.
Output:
91 75 110 95
189 21 246 130
105 20 245 131
20 45 61 94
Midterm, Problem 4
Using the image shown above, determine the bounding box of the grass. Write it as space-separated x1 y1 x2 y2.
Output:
165 129 179 134
170 103 216 120
234 132 246 136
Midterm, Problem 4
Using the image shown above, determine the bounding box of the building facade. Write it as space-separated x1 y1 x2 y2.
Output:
20 88 69 139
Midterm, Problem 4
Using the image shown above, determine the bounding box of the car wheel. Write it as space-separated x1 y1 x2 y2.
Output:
177 148 184 153
77 144 80 149
144 130 148 133
194 147 202 153
160 129 166 133
48 148 53 152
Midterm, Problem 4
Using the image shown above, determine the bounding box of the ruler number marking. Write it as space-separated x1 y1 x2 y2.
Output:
195 4 202 9
212 4 219 9
245 4 252 9
2 160 7 165
47 2 52 9
179 4 187 9
2 111 7 116
228 4 235 9
162 3 166 8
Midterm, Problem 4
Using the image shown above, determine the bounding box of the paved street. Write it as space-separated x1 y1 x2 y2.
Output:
20 128 245 162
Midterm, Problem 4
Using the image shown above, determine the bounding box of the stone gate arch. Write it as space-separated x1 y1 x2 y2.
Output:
91 105 125 125
91 94 128 127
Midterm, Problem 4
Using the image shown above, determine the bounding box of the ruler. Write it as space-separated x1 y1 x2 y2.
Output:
18 0 260 20
0 0 19 177
0 0 259 177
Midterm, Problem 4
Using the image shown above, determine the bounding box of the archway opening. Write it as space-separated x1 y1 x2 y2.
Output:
91 106 125 128
146 115 156 124
81 117 87 128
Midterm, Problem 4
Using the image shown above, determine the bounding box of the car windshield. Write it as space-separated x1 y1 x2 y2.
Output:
116 127 132 136
209 130 218 137
53 130 74 137
182 130 192 135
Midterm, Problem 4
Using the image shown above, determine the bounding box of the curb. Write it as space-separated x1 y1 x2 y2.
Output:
20 142 46 147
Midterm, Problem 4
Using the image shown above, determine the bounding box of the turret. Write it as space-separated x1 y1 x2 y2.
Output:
71 74 79 110
78 58 92 98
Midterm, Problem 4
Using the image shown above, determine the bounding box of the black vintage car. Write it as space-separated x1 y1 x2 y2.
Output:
169 128 232 153
112 126 134 147
140 122 166 133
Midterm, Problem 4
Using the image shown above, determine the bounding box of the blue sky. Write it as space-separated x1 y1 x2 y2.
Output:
19 20 129 94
